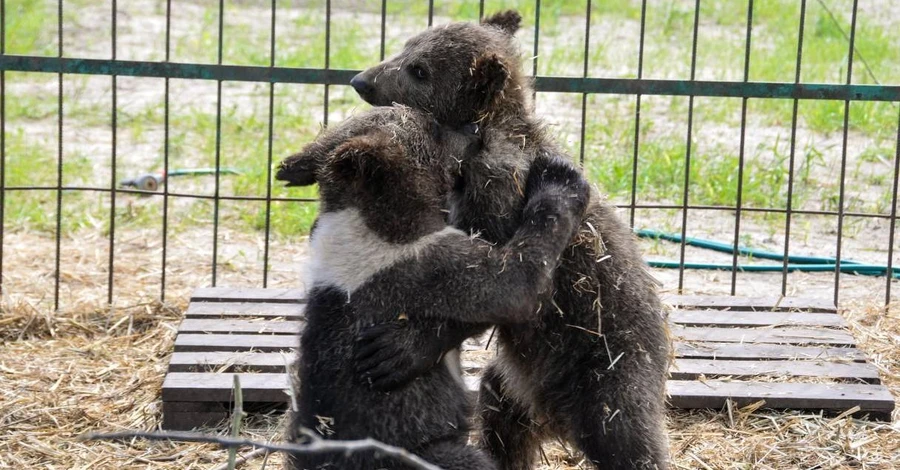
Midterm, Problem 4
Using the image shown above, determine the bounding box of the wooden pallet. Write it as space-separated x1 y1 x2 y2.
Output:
161 288 895 429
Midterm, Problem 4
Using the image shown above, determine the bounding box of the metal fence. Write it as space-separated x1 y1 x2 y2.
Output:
1 0 899 312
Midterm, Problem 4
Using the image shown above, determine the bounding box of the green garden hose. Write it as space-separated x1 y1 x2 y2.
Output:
120 168 241 191
636 229 899 279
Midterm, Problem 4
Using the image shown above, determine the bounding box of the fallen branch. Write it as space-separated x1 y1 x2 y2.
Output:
83 428 444 470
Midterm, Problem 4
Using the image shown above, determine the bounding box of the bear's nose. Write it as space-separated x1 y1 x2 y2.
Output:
350 73 374 97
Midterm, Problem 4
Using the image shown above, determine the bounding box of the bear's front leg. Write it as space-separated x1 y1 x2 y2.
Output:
356 320 487 391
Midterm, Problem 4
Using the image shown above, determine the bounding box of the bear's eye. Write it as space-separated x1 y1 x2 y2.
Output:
409 65 428 81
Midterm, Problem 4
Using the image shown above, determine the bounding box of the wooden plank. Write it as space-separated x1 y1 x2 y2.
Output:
161 377 893 425
162 407 228 430
168 352 880 381
666 380 894 420
668 310 847 328
163 401 232 413
174 334 297 352
191 287 306 304
168 352 294 373
162 372 291 402
672 326 856 346
670 359 880 383
673 342 867 362
162 400 289 430
161 402 235 430
663 295 836 313
185 302 305 319
178 319 302 335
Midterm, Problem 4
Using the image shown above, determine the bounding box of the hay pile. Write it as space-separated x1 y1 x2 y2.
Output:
1 233 898 469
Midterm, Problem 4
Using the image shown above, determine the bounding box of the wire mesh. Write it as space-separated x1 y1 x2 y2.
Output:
0 0 897 311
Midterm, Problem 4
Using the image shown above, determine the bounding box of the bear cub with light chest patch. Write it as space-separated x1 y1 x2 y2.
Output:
283 106 589 470
314 10 670 470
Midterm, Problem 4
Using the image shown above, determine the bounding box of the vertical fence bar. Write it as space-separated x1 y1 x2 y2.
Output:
834 0 859 306
677 0 702 292
479 0 485 20
578 0 591 168
323 0 330 127
380 0 386 60
730 0 754 295
108 0 117 304
54 0 64 310
0 0 5 296
781 0 806 296
886 107 900 310
263 0 276 288
532 0 540 101
428 0 434 27
211 0 225 286
629 0 647 229
161 0 171 301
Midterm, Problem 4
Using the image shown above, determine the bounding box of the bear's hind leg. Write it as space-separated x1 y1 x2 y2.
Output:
571 388 669 470
478 364 543 470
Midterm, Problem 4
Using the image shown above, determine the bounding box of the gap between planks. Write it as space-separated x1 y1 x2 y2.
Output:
173 333 868 360
188 289 837 313
167 352 881 384
178 309 847 327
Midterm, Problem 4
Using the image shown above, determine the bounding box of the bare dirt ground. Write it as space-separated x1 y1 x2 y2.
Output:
2 1 900 469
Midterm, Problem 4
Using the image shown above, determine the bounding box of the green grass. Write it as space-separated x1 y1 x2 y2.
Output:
4 0 57 56
4 128 98 233
583 117 805 211
3 0 897 239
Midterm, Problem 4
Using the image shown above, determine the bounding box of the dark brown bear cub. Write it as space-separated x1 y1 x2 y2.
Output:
343 11 670 470
282 106 590 469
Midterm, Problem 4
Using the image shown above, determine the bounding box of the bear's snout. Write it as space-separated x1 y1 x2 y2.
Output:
350 73 375 100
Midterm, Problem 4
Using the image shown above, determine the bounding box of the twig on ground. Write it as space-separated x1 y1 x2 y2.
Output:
227 375 245 469
210 447 269 470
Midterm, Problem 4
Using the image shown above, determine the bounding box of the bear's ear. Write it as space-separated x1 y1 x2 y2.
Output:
471 53 509 112
481 10 522 35
326 133 400 185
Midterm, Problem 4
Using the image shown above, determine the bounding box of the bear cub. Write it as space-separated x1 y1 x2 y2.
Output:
342 11 671 470
283 106 590 470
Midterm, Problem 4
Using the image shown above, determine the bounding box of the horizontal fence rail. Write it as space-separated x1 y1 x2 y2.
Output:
2 55 900 102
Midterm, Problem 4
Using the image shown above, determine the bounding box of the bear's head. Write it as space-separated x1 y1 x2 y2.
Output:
349 10 527 128
280 106 480 243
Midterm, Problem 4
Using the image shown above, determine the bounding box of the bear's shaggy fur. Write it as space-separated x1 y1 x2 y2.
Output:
281 106 590 470
343 11 671 470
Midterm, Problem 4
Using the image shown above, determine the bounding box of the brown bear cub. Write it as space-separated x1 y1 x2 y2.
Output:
281 106 590 470
343 11 670 470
